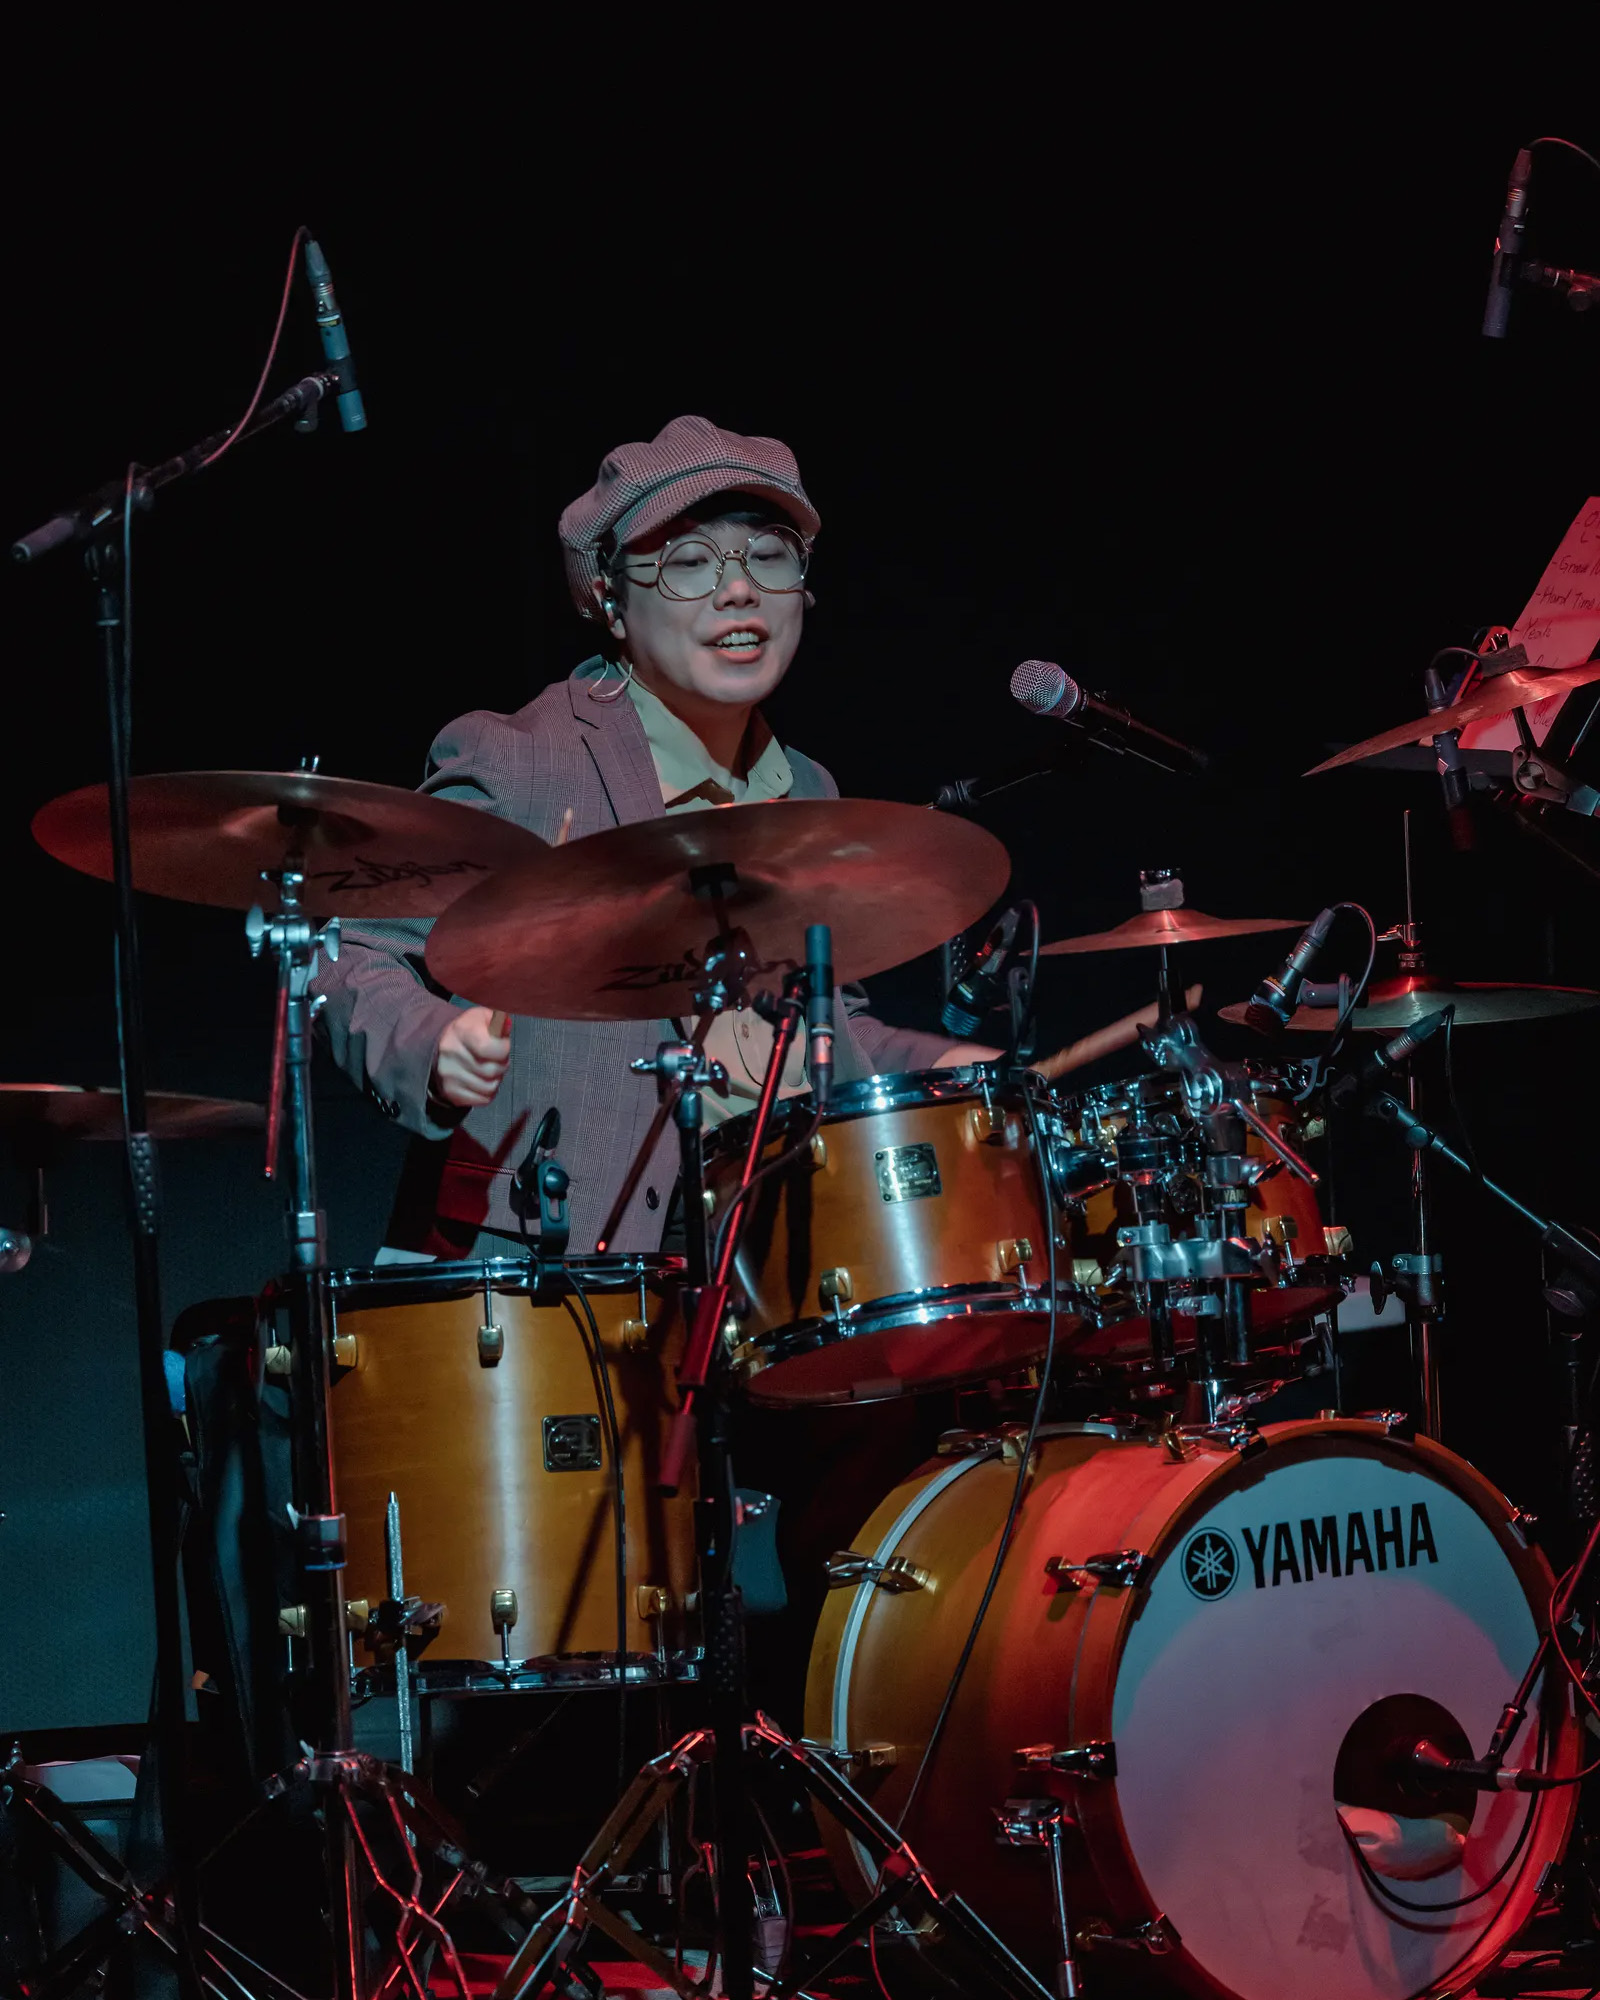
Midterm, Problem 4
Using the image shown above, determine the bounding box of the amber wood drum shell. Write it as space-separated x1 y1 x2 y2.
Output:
806 1420 1577 1997
707 1069 1081 1405
329 1258 696 1679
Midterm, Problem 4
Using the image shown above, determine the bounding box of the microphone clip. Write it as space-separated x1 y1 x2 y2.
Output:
512 1106 571 1264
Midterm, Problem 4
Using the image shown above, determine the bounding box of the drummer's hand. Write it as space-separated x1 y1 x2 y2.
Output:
431 1006 512 1108
1034 985 1203 1084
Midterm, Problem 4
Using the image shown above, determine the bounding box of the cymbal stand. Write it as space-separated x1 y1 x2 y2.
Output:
247 866 364 2000
510 918 1050 2000
1392 810 1446 1438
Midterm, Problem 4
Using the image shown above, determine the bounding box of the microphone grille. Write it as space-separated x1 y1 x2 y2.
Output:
1011 658 1074 716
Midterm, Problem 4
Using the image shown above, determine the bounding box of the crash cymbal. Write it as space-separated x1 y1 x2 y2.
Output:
32 772 547 919
426 799 1011 1021
1218 975 1600 1032
1040 908 1307 955
1306 662 1600 775
0 1086 264 1142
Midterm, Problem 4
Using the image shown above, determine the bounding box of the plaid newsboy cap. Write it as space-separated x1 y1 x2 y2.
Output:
558 414 820 614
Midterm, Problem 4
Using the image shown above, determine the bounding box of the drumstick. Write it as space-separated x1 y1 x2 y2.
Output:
484 812 572 1043
1034 984 1203 1083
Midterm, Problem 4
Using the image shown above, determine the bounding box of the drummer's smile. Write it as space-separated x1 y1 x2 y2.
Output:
705 623 769 662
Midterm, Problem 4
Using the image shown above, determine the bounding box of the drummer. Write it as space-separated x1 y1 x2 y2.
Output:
313 416 1152 1259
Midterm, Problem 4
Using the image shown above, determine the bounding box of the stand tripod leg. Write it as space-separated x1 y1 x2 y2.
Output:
491 1733 710 2000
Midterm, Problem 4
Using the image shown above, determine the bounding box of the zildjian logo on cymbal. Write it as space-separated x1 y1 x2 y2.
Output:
599 945 796 993
306 857 493 893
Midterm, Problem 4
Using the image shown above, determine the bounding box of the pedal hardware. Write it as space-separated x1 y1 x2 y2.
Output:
1015 1739 1118 1781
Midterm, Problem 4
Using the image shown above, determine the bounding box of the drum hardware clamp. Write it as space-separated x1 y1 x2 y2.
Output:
1043 1551 1151 1590
824 1550 931 1593
1015 1740 1118 1781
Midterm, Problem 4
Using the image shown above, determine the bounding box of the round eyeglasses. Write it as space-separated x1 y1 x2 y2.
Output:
618 526 811 602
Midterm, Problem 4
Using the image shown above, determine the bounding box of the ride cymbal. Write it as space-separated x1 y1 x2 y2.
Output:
32 772 548 919
1218 975 1600 1032
426 798 1012 1021
1306 662 1600 775
0 1086 264 1143
1041 908 1307 956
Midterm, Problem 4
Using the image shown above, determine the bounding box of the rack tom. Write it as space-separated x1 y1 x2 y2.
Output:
706 1066 1084 1405
328 1256 696 1691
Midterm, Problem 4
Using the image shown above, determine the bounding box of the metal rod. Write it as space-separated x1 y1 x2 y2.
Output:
386 1492 414 1780
92 538 204 2000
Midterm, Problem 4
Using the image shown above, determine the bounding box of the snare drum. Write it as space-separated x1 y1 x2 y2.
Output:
328 1256 696 1690
706 1067 1083 1406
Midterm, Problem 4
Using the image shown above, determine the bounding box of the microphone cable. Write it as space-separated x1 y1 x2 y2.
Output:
199 225 311 472
892 1069 1061 1837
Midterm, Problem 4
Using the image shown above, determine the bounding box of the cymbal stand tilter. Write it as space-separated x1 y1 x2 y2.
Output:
499 901 1051 2000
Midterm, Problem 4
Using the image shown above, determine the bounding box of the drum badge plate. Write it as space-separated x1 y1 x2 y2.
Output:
874 1143 941 1203
543 1414 603 1471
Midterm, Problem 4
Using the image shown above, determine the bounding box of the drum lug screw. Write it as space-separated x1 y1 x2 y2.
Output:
969 1103 1007 1144
997 1238 1034 1280
819 1267 853 1320
478 1321 504 1366
809 1133 829 1170
264 1344 293 1377
824 1550 929 1593
491 1588 517 1671
1044 1551 1149 1590
277 1604 307 1638
619 1317 652 1351
332 1333 358 1370
345 1599 370 1633
1015 1738 1118 1780
636 1584 670 1620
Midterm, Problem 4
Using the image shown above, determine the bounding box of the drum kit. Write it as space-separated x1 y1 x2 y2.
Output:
14 652 1600 2000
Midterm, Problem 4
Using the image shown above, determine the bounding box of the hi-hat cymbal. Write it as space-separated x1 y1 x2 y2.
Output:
426 799 1011 1021
32 772 548 918
1218 975 1600 1033
0 1086 264 1143
1041 908 1307 956
1306 662 1600 775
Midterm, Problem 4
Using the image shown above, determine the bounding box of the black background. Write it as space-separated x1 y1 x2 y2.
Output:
8 58 1600 1727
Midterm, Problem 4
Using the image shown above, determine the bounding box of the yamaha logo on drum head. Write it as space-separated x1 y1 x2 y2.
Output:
1179 1527 1239 1600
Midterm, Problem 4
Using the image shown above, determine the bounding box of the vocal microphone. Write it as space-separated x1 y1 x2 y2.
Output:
1010 661 1209 775
806 923 835 1111
1483 146 1534 339
942 908 1021 1037
1242 907 1338 1033
304 239 368 432
1329 1006 1453 1110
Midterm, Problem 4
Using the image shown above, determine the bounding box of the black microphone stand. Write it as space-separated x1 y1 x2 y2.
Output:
9 367 348 2000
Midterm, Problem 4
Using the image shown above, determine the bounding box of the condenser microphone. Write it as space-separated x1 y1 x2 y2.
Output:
805 924 835 1110
1243 908 1338 1033
304 239 368 431
941 908 1021 1037
1010 661 1208 774
1330 1006 1453 1109
1484 147 1534 339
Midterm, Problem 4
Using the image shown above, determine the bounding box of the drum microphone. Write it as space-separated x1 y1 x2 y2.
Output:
941 907 1021 1037
1009 661 1209 775
806 923 835 1111
1329 1006 1454 1109
1483 146 1534 339
1242 907 1338 1033
304 239 368 432
1410 1737 1558 1794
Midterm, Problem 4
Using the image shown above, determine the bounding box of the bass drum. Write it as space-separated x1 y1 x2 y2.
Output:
806 1420 1577 1999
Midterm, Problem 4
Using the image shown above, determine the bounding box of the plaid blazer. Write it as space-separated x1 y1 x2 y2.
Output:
313 664 951 1252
